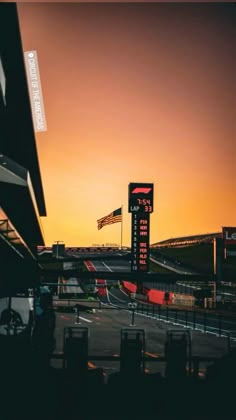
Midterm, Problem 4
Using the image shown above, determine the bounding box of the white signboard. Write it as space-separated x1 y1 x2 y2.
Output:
24 50 47 132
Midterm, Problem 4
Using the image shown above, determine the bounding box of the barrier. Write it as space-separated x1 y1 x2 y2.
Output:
147 289 173 305
122 281 137 293
122 281 173 304
173 294 196 307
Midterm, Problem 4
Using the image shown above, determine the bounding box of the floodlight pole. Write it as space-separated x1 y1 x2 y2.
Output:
213 238 223 307
131 307 135 326
54 240 64 259
54 241 64 298
120 205 123 249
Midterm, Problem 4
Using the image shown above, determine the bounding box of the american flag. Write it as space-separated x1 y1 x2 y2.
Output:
97 207 122 230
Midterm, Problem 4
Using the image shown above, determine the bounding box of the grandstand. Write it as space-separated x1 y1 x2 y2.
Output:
37 233 223 255
151 232 222 248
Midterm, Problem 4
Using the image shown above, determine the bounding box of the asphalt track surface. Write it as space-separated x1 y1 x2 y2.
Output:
50 282 235 420
1 257 234 420
52 257 230 379
53 305 229 377
86 259 236 338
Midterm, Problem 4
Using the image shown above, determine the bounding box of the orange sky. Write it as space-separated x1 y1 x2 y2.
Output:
17 3 236 247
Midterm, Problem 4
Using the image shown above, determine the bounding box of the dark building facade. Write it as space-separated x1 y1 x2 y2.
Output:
0 4 46 291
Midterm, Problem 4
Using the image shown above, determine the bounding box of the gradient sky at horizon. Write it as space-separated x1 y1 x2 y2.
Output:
17 2 236 247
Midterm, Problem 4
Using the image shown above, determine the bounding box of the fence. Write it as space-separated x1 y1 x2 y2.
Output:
134 302 236 342
52 296 236 343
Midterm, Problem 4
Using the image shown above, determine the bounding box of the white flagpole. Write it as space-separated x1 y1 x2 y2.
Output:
120 205 123 249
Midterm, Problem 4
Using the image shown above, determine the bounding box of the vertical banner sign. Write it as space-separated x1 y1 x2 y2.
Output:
24 50 47 132
129 183 154 273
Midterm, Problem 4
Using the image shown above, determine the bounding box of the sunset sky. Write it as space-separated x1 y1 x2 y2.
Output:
16 2 236 247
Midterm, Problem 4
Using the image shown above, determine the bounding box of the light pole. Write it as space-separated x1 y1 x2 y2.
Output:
128 302 137 326
54 241 64 297
54 240 64 259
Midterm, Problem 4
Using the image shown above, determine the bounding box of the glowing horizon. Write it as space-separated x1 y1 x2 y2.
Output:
17 3 236 247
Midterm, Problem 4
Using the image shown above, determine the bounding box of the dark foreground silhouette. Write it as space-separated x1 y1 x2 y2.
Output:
0 302 235 420
1 336 235 420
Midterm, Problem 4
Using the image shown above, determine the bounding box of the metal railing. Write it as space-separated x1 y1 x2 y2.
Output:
134 302 236 341
52 297 236 342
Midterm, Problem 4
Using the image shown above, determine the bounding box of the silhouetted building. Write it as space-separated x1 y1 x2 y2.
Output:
0 3 46 292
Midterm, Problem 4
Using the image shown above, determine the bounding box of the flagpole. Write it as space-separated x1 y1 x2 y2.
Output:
120 205 123 249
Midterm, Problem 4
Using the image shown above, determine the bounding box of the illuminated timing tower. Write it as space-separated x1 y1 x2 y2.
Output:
128 183 154 291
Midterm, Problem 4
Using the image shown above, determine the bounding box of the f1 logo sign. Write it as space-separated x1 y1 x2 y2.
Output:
132 187 152 194
128 182 154 214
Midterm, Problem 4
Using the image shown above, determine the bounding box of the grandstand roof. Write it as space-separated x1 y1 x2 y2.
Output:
0 4 46 216
151 232 222 248
0 4 46 284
